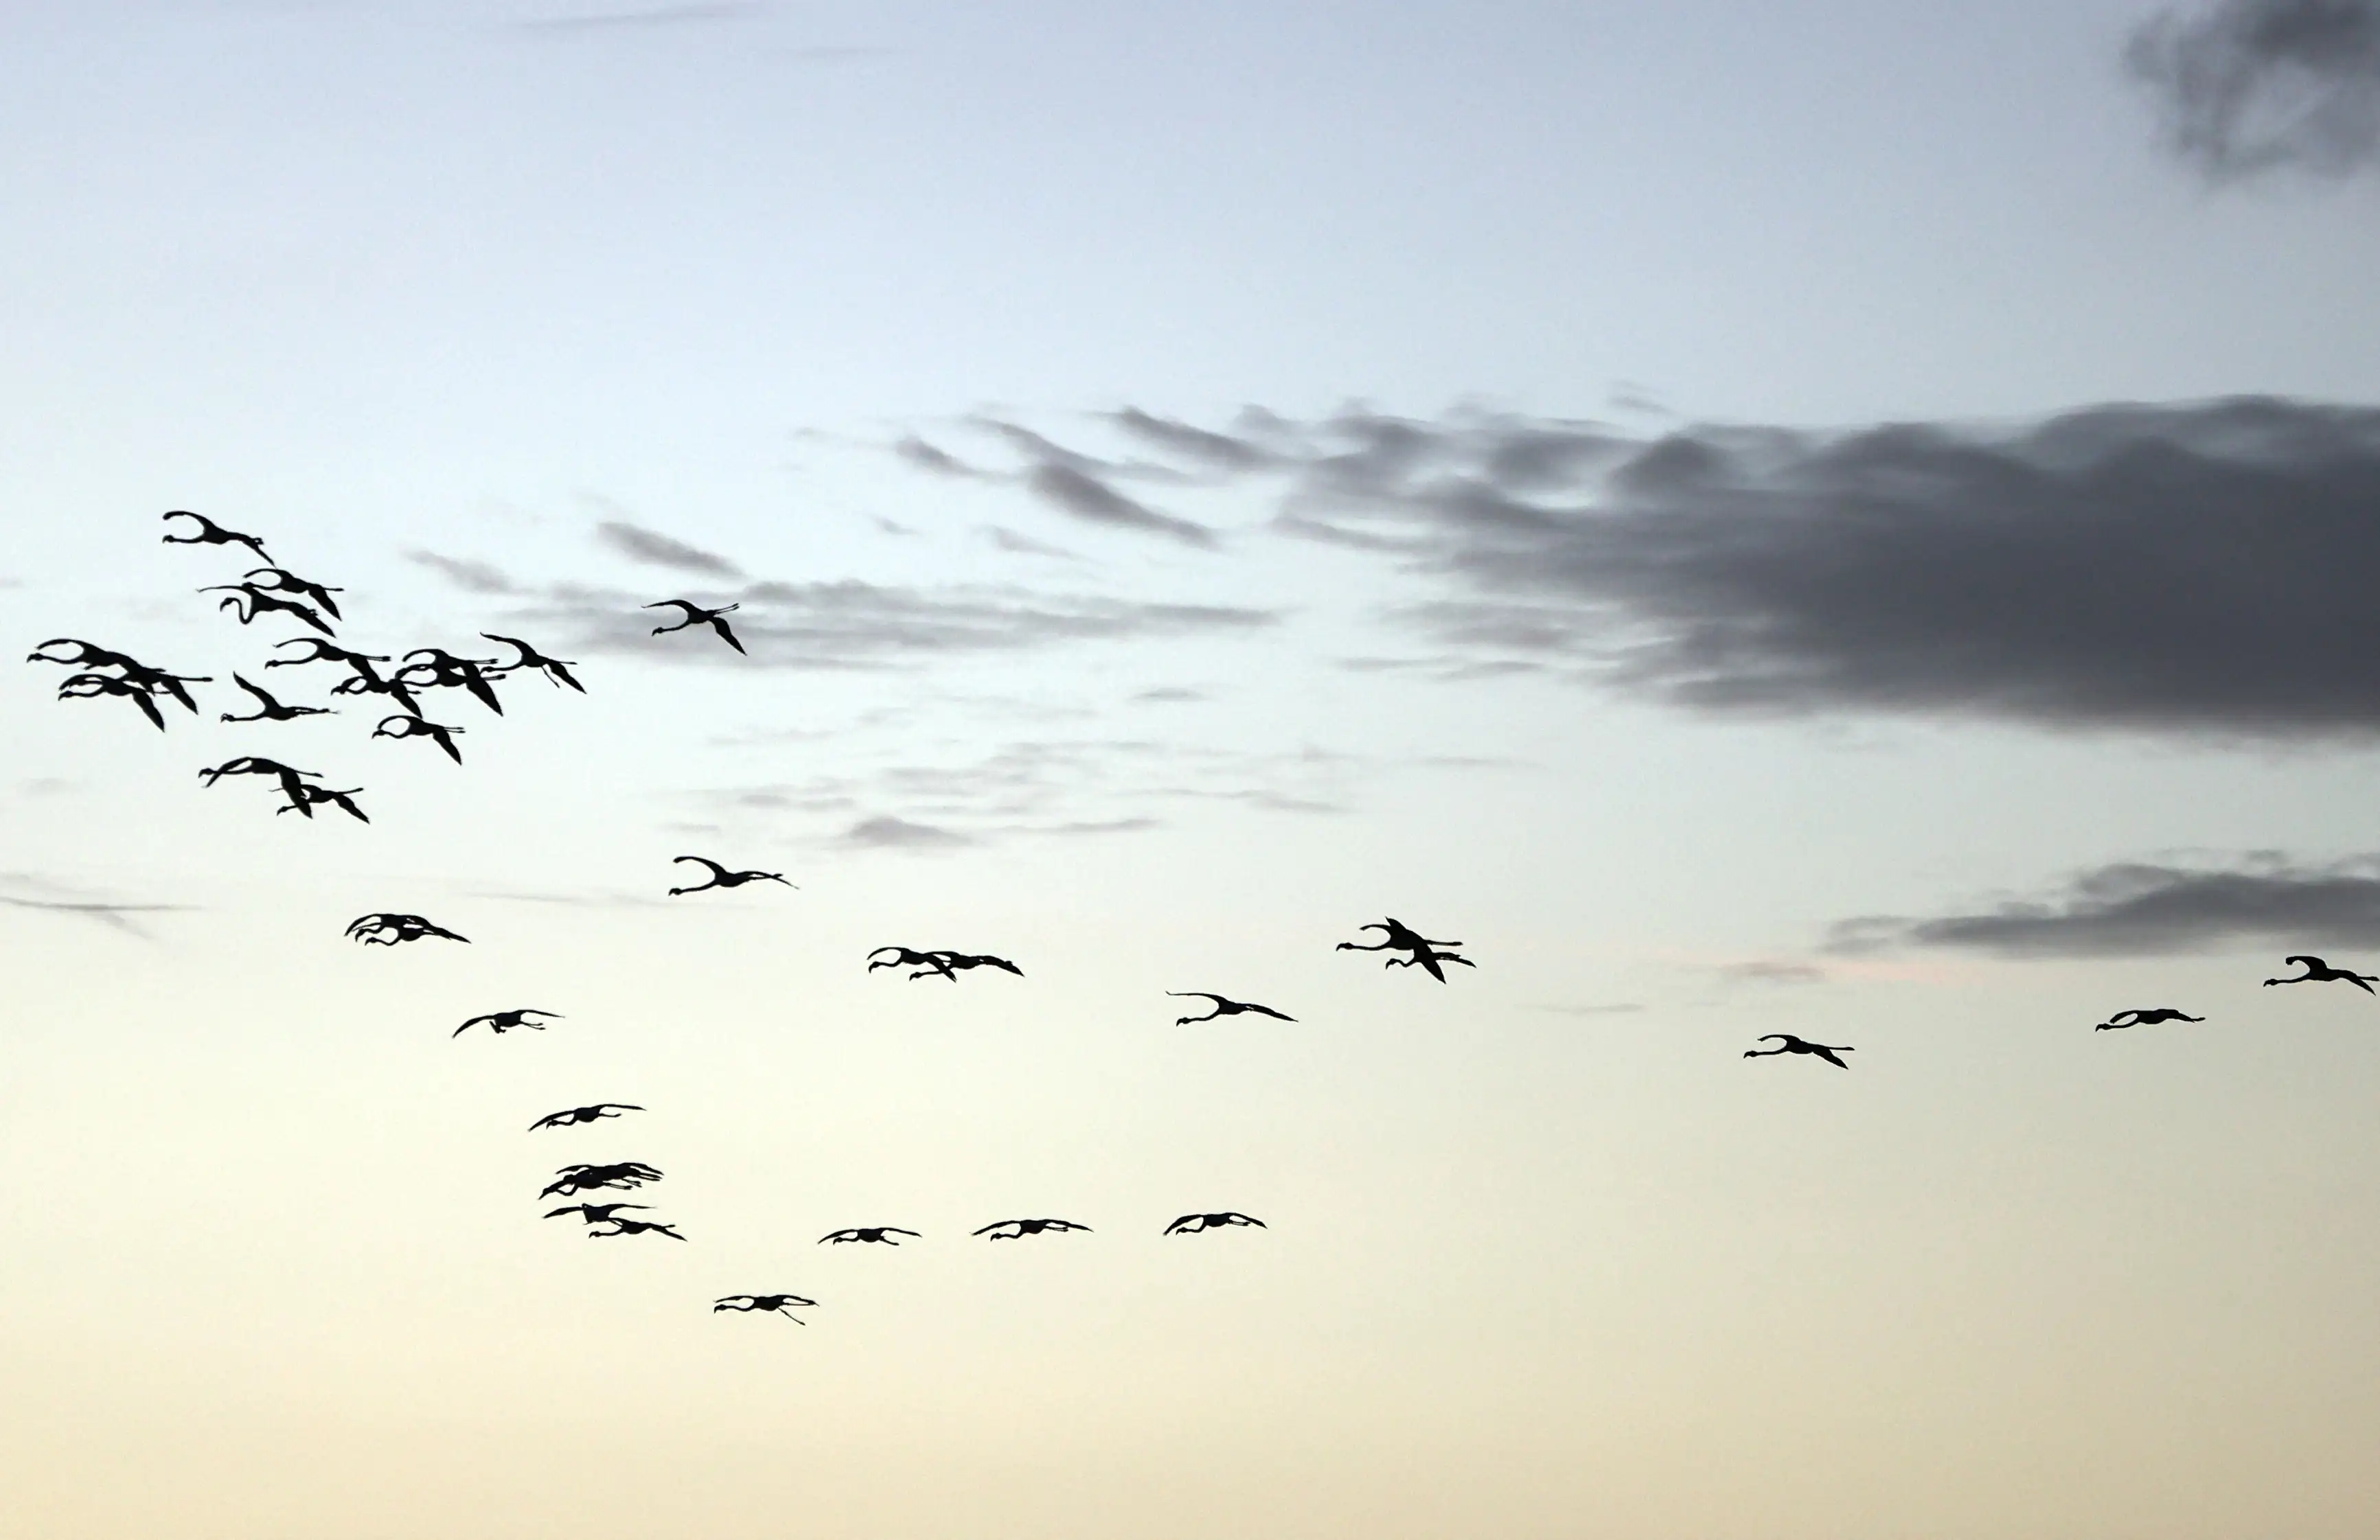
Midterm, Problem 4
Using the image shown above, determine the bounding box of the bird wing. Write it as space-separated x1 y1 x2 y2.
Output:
1249 1004 1295 1020
709 616 747 653
675 855 730 878
1416 952 1448 982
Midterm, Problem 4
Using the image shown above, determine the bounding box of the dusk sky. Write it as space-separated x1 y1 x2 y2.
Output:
8 3 2380 1537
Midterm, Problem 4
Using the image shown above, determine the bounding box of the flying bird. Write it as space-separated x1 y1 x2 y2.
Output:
372 713 466 763
713 1294 814 1320
395 648 505 714
668 856 794 895
481 633 586 693
529 1103 642 1131
29 640 208 714
645 599 745 654
1337 918 1473 982
161 509 271 563
819 1227 920 1245
1168 992 1295 1025
2263 955 2379 993
54 671 167 729
867 946 959 980
972 1218 1090 1241
201 582 334 635
540 1162 663 1198
2094 1008 2206 1031
1387 945 1475 982
240 566 343 620
543 1202 652 1223
275 783 369 823
588 1217 686 1241
455 1008 562 1037
220 674 332 722
345 912 469 945
930 950 1022 977
1163 1212 1267 1235
1743 1033 1854 1068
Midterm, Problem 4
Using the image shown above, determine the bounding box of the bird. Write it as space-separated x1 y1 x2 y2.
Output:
198 755 321 816
394 648 505 714
972 1218 1091 1241
201 582 334 635
264 639 424 717
2094 1008 2206 1031
929 950 1022 977
345 912 469 945
588 1217 686 1241
1337 918 1473 982
481 633 586 693
29 640 209 714
161 509 271 563
1743 1033 1853 1068
371 713 466 764
54 672 167 729
867 946 960 981
645 599 745 654
1386 945 1475 983
455 1008 562 1037
543 1202 652 1223
1163 1212 1267 1235
2263 955 2379 993
1168 992 1295 1025
240 566 343 620
275 783 369 823
529 1103 642 1131
819 1227 920 1245
220 674 332 722
667 856 794 895
713 1294 814 1320
540 1162 663 1198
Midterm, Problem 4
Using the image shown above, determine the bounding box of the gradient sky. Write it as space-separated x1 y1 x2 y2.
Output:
9 3 2380 1538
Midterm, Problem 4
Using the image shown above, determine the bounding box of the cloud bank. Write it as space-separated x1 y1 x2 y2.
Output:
2129 0 2380 181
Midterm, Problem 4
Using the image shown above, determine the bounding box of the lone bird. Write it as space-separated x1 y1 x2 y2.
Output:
645 599 746 654
972 1218 1091 1241
1338 918 1473 982
1743 1033 1853 1068
372 713 466 764
220 674 331 722
930 950 1022 977
395 648 505 714
529 1103 642 1131
1169 992 1295 1026
2263 955 2379 994
540 1162 663 1198
275 783 369 823
455 1007 562 1037
2095 1008 2206 1031
668 856 794 896
161 509 271 563
1163 1212 1267 1235
713 1294 814 1320
819 1226 920 1246
589 1217 686 1241
345 912 469 945
481 633 586 693
543 1202 652 1223
867 946 960 980
240 566 343 620
201 582 334 635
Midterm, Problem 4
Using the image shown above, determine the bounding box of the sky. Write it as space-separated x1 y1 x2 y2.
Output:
7 1 2380 1537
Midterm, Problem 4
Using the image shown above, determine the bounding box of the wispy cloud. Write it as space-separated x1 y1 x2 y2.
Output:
2129 0 2380 181
518 2 757 33
409 551 520 595
1022 463 1217 549
0 885 193 938
842 815 974 849
1827 854 2380 958
594 520 744 579
1715 959 1827 984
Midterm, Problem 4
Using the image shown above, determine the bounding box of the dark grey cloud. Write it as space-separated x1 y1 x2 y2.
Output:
1022 463 1216 549
1105 409 1280 473
2129 0 2380 180
894 435 986 478
594 520 744 579
1828 855 2380 958
519 2 756 32
935 397 2380 739
408 551 520 595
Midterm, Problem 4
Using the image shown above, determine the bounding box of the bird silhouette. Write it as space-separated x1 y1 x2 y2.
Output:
1168 992 1295 1025
275 783 369 823
161 509 271 563
645 599 745 654
1163 1212 1267 1235
345 912 468 945
198 755 319 814
220 674 331 722
819 1227 921 1245
1337 918 1473 981
29 640 209 714
588 1217 686 1241
867 946 959 981
240 566 343 620
2263 955 2379 993
481 633 586 693
930 950 1022 977
2094 1008 2206 1031
54 672 168 729
972 1218 1090 1241
1386 945 1475 982
543 1202 652 1223
372 713 466 764
713 1294 814 1320
529 1103 643 1131
266 639 424 717
201 582 335 635
394 648 505 714
540 1162 663 1198
668 856 794 895
1743 1033 1853 1068
455 1008 561 1037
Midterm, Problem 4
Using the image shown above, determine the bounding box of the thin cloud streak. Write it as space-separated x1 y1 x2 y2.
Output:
594 520 744 579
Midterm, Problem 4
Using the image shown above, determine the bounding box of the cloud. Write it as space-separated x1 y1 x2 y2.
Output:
842 815 974 849
894 435 986 478
1531 1002 1646 1015
1827 854 2380 958
2129 0 2380 181
0 892 192 938
926 397 2380 739
594 520 744 579
519 2 756 32
981 526 1083 560
408 551 520 595
1022 463 1217 549
1105 409 1280 473
1715 959 1827 984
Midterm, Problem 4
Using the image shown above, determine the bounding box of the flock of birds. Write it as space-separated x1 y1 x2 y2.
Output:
30 510 2379 1326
